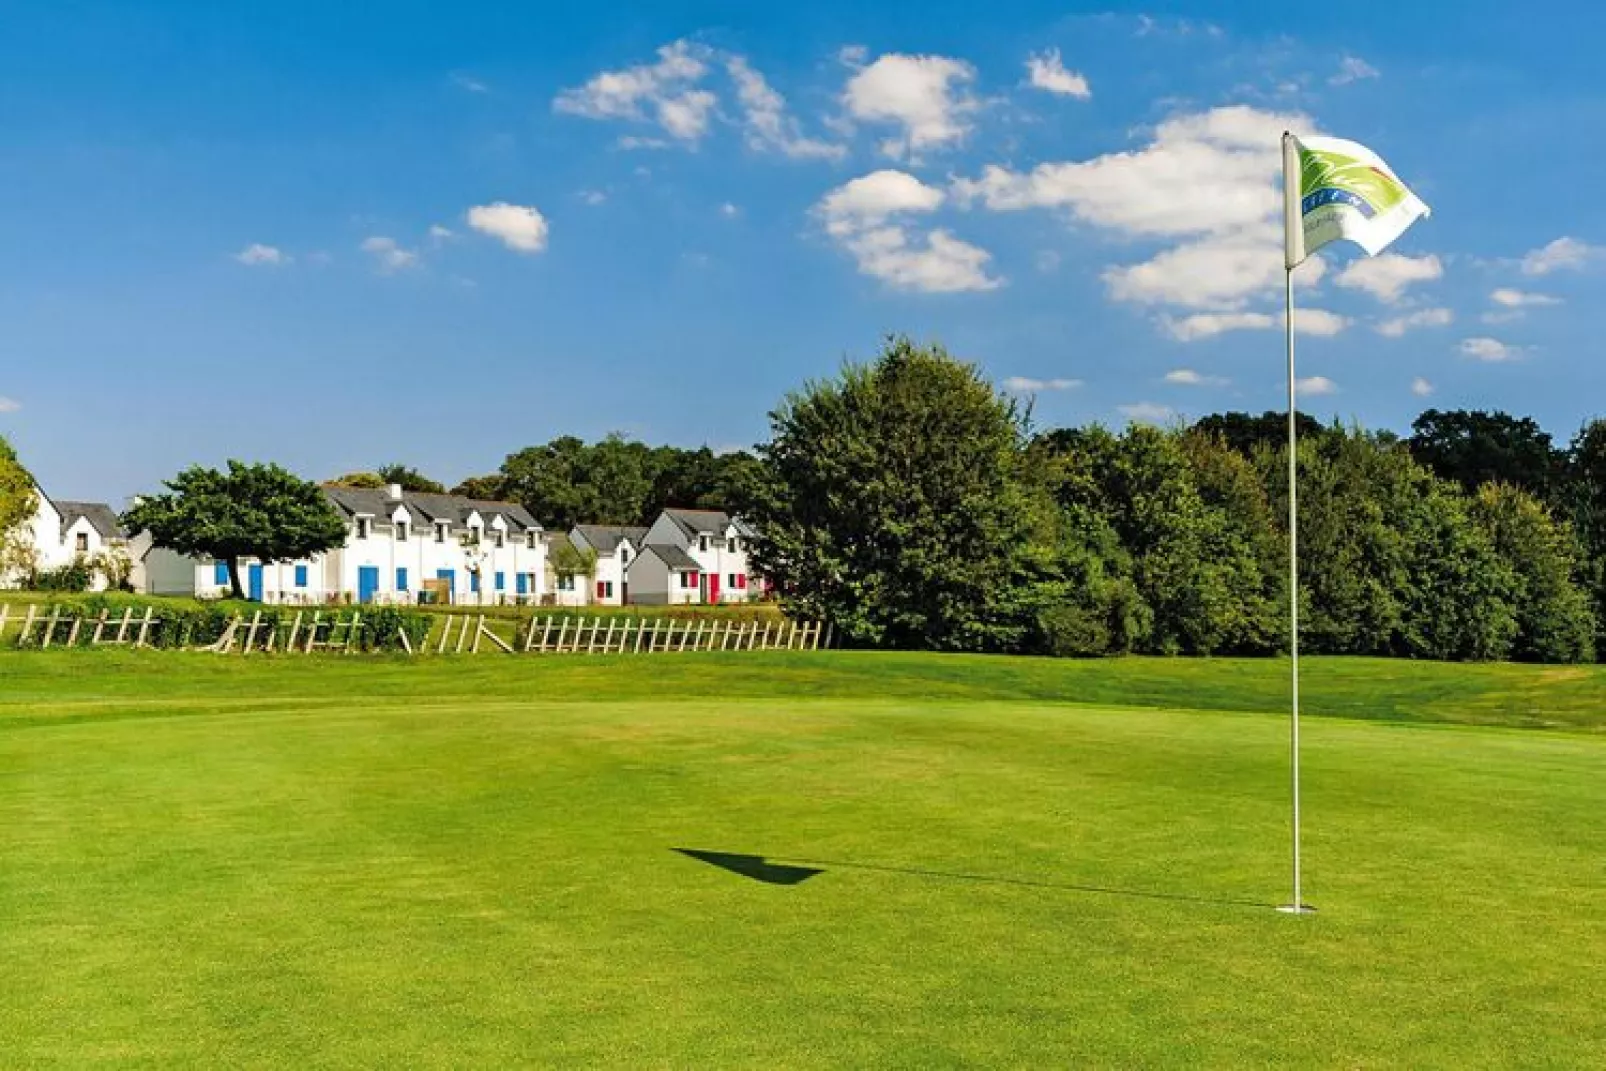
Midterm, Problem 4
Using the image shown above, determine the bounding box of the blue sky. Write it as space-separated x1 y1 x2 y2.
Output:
3 0 1603 504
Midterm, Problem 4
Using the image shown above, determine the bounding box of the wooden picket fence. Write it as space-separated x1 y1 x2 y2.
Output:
0 603 834 656
0 604 160 648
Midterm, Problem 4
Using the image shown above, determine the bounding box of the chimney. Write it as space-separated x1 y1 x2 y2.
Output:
388 483 403 501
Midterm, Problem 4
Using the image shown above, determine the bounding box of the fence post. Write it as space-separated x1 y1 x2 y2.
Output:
553 616 570 654
346 612 361 653
136 607 154 648
242 610 261 655
454 614 469 654
471 614 485 654
0 604 8 646
41 608 61 649
287 611 303 652
65 613 84 648
523 616 539 653
91 610 108 646
115 607 133 644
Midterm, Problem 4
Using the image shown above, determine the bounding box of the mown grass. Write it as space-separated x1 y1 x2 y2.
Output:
2 651 1603 1066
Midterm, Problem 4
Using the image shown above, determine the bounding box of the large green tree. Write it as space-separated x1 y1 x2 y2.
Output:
746 337 1060 651
123 461 347 600
0 435 38 577
1470 483 1595 663
376 464 446 494
1189 411 1327 458
1408 409 1563 499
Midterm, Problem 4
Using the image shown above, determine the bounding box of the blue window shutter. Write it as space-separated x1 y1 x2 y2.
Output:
214 561 229 585
470 572 480 593
396 568 408 590
516 573 528 595
495 571 505 591
294 564 308 587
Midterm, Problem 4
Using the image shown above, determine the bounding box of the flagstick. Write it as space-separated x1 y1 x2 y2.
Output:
1279 264 1306 917
1278 131 1308 916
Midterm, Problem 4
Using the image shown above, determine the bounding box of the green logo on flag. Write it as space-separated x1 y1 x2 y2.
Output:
1298 147 1408 220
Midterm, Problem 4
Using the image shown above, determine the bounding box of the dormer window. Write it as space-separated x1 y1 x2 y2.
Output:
621 547 632 565
699 534 709 553
396 521 409 542
467 526 481 545
75 532 89 554
494 529 505 549
356 517 371 540
435 522 448 544
730 537 740 553
526 531 538 550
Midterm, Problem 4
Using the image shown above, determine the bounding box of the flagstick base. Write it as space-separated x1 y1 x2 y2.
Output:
1276 904 1317 915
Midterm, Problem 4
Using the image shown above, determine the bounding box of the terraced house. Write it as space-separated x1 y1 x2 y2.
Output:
0 482 132 591
184 484 548 605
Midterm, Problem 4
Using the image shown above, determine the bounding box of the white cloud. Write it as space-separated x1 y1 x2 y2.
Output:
1335 253 1442 303
955 106 1321 318
1025 49 1091 99
1490 288 1560 308
842 53 979 159
1162 311 1275 341
0 396 19 413
1035 250 1061 272
1289 309 1350 336
579 189 607 206
726 55 844 160
954 106 1303 237
815 170 1000 293
1296 375 1338 396
617 135 670 151
234 243 290 266
838 44 869 67
1003 376 1082 392
1411 377 1435 397
1164 368 1230 386
719 202 741 218
1460 337 1524 363
1118 402 1176 424
451 73 490 94
428 224 455 246
555 40 718 145
466 202 549 253
1377 307 1453 337
360 236 420 272
1330 56 1380 85
1107 224 1325 310
1521 236 1595 276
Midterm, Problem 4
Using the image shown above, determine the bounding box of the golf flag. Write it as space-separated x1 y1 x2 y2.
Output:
1283 133 1429 269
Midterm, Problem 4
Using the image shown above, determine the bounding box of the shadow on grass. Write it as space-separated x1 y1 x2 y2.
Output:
677 848 1269 909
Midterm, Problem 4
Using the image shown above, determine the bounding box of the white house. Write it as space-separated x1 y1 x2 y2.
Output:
174 484 548 605
570 524 647 606
0 482 131 592
633 508 757 605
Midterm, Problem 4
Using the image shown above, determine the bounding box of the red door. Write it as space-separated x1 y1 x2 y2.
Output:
708 572 721 605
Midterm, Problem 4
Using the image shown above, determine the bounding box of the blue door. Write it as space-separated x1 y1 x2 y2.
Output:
358 566 380 604
247 564 264 602
516 573 529 596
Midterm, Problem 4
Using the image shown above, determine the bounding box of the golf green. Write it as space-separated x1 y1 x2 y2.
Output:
2 651 1601 1066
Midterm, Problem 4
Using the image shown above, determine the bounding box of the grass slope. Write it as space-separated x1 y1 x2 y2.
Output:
2 652 1603 1066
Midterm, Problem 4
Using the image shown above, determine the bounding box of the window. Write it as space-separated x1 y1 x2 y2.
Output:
495 571 505 592
558 575 575 592
396 521 409 542
681 571 699 589
470 571 481 593
526 531 538 550
294 564 308 588
356 517 371 540
396 567 409 591
728 573 738 588
74 532 89 554
494 530 505 549
597 580 614 599
620 547 631 565
729 537 740 553
467 526 482 545
699 535 709 553
213 560 229 585
435 522 448 544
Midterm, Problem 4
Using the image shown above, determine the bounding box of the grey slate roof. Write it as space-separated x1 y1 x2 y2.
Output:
56 501 126 540
321 487 541 531
572 524 649 555
642 543 701 571
661 507 754 540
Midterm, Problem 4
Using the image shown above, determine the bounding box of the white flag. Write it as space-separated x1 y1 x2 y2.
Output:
1283 133 1430 269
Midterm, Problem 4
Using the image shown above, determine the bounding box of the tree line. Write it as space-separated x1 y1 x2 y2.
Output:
743 337 1604 663
330 438 760 531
